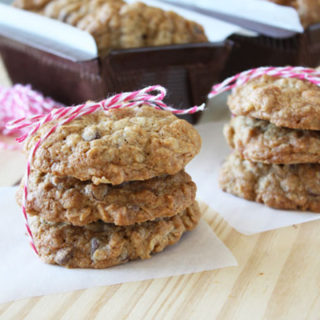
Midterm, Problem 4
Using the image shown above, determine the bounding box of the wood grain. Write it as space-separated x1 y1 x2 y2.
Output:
1 60 320 320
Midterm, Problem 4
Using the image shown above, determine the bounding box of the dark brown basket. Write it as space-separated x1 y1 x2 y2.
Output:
0 35 232 124
223 23 320 78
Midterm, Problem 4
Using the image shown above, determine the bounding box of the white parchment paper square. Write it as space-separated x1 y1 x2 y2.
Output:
0 187 237 304
187 98 320 235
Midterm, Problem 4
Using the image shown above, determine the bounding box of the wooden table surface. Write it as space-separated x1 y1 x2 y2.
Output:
0 60 320 320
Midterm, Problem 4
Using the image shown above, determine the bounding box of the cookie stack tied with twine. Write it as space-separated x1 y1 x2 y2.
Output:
215 67 320 212
13 86 204 268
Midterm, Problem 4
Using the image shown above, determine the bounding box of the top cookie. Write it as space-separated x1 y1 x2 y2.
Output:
24 105 201 185
228 75 320 130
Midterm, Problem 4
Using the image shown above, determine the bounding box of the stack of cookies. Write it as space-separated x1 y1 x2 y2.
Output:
13 0 208 56
17 105 202 268
219 73 320 212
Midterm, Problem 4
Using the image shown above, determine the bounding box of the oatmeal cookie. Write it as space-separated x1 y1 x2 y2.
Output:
30 201 201 268
228 74 320 130
117 2 207 49
15 0 207 56
219 152 320 212
24 105 201 185
17 170 196 226
225 115 320 164
77 1 207 55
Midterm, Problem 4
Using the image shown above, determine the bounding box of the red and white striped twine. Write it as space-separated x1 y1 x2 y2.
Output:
7 85 204 254
209 66 320 99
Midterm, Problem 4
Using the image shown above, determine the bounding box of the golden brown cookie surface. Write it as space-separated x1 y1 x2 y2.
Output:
219 152 320 212
17 170 196 226
228 75 320 130
25 105 201 185
225 115 320 164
